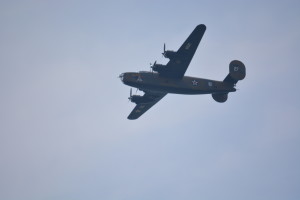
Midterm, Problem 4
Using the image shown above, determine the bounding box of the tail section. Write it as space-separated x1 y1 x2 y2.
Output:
223 60 246 85
212 60 246 103
212 93 228 103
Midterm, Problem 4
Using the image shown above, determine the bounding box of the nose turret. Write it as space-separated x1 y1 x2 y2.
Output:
119 72 141 88
119 73 124 82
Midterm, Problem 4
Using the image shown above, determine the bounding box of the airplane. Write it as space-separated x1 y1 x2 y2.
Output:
119 24 246 120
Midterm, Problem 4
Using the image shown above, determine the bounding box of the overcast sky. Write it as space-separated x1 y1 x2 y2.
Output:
1 0 300 200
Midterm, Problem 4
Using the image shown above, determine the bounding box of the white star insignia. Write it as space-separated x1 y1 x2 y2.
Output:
192 80 198 86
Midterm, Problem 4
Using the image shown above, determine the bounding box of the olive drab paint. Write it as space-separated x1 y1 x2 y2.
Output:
120 24 246 120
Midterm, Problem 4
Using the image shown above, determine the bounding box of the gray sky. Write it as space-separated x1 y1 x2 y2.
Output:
1 0 300 199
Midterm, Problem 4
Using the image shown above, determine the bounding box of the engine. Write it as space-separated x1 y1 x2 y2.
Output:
212 93 228 103
151 63 167 73
162 43 177 60
129 95 153 104
163 50 177 59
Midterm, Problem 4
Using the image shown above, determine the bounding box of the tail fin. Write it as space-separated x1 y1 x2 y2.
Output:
212 93 228 103
223 60 246 85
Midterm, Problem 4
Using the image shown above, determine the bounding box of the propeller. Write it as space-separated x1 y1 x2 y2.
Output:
128 88 132 101
162 43 166 57
128 88 140 102
150 61 157 72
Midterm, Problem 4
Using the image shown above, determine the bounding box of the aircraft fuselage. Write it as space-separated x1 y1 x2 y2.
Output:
120 71 236 95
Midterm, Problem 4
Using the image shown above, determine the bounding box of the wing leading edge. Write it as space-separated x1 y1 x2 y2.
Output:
127 92 167 120
127 25 205 119
160 24 206 79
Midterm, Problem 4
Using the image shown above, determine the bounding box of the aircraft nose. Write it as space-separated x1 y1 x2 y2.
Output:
119 73 124 81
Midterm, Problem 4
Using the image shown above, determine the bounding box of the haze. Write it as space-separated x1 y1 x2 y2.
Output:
1 1 300 200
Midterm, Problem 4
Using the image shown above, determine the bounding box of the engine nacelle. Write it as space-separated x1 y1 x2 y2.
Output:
212 93 228 103
163 50 177 59
152 64 167 73
130 95 153 104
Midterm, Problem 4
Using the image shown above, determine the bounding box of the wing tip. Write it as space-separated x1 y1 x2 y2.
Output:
127 116 137 120
127 113 139 120
196 24 206 31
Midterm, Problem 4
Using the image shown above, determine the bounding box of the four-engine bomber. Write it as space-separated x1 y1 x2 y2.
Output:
120 24 246 120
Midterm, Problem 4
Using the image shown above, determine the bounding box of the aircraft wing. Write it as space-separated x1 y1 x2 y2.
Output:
127 92 167 120
161 24 206 79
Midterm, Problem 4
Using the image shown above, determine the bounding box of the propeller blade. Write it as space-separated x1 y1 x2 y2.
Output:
150 61 156 68
128 88 132 101
162 43 166 57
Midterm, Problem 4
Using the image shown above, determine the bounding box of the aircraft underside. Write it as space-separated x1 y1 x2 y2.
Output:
121 72 236 95
130 82 234 95
119 24 246 119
